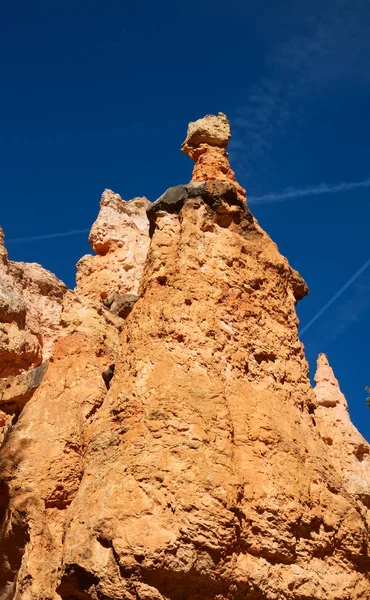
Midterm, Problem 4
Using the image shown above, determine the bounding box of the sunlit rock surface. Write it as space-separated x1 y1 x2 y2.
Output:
0 115 369 600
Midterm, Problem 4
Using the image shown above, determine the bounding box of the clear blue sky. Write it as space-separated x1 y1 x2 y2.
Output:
1 1 370 439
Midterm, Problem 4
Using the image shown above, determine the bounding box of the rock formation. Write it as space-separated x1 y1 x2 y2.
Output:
0 114 369 600
313 354 370 505
76 189 150 303
0 228 66 443
181 112 246 202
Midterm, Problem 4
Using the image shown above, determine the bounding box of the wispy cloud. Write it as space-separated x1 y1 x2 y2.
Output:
300 257 370 337
231 1 370 180
7 229 89 244
249 177 370 204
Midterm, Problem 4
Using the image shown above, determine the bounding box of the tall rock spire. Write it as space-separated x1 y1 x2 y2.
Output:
0 114 369 600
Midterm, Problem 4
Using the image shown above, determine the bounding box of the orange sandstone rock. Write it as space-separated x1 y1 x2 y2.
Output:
0 228 66 457
0 227 67 364
314 353 370 506
0 116 370 600
181 112 246 202
76 189 150 303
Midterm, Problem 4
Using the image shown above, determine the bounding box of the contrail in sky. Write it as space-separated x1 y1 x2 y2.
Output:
300 258 370 336
5 177 370 242
6 229 90 244
249 177 370 204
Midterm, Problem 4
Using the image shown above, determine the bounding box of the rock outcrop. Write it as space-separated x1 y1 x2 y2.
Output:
0 114 369 600
0 229 67 363
76 189 150 303
0 228 67 444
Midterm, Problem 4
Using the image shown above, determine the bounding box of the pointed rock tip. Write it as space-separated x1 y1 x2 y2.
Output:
100 189 150 208
100 189 122 205
314 352 348 408
315 353 336 384
317 353 329 366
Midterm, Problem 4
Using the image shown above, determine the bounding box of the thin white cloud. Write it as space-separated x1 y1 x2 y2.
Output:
231 1 370 179
300 257 370 336
7 229 90 244
248 177 370 204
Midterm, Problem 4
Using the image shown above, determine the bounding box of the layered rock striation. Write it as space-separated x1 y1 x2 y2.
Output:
0 114 369 600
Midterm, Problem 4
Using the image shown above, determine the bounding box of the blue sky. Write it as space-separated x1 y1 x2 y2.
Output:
1 1 370 439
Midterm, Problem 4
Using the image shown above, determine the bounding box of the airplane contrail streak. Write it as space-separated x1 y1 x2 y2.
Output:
249 177 370 204
6 229 90 244
300 258 370 336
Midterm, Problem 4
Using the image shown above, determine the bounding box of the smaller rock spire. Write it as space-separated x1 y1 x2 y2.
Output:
181 112 246 202
313 352 370 504
314 353 348 408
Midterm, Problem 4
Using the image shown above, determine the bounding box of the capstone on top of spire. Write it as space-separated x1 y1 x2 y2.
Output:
181 112 231 153
180 112 246 202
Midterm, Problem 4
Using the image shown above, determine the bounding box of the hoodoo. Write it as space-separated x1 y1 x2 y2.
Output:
0 114 369 599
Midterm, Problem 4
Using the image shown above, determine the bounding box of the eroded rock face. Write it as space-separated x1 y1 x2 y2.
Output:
0 363 49 415
181 112 246 202
0 229 67 446
0 233 41 379
0 229 67 367
0 116 370 600
0 192 152 598
76 189 151 303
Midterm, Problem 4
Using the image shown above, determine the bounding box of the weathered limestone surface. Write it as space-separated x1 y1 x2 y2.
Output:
0 115 369 600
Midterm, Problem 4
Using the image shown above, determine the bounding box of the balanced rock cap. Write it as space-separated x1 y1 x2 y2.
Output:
181 112 231 154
